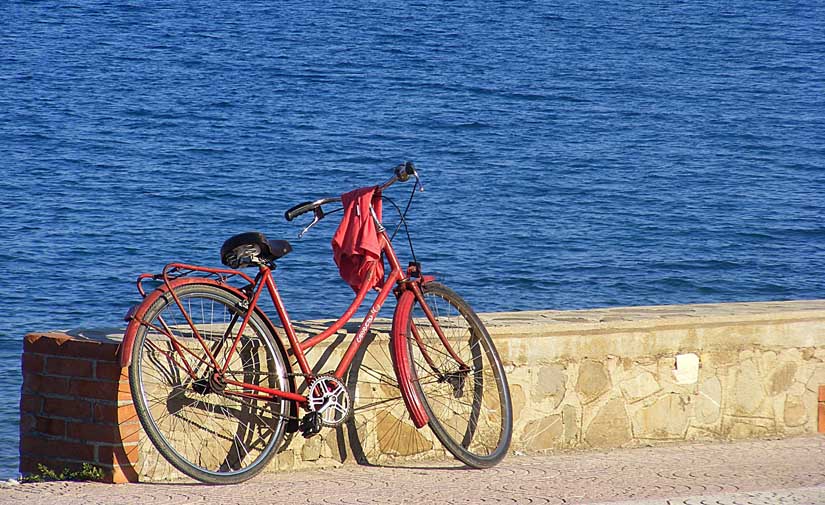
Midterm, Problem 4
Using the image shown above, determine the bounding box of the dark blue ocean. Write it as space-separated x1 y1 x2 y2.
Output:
1 0 824 479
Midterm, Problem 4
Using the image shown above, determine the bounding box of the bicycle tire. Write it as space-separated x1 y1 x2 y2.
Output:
129 283 291 484
403 282 512 468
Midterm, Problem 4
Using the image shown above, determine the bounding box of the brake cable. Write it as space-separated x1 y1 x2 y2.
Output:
385 178 420 266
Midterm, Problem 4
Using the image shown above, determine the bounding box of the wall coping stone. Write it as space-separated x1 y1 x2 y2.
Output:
33 298 825 344
482 299 825 337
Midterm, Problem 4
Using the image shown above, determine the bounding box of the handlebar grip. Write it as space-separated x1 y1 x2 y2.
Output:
284 201 316 222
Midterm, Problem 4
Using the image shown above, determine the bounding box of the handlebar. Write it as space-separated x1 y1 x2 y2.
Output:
284 161 419 223
284 197 339 222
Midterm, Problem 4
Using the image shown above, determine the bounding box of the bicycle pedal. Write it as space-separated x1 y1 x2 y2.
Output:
285 418 300 434
300 411 323 438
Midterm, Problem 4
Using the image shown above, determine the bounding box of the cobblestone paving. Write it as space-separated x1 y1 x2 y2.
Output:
2 436 824 505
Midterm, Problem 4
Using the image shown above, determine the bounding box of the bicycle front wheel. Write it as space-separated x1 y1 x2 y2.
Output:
129 283 291 484
403 282 512 468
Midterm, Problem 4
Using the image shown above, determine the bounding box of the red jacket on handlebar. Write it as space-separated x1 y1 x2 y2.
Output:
331 186 385 292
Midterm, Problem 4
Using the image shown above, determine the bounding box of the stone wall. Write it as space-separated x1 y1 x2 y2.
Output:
488 300 825 450
19 300 825 482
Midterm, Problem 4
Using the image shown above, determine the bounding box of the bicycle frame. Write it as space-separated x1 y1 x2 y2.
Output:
120 204 468 426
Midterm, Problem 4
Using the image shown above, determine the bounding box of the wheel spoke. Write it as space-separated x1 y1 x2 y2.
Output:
130 284 291 484
405 283 512 467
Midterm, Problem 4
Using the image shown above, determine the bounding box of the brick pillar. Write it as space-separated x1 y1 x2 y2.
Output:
819 385 825 434
19 332 140 483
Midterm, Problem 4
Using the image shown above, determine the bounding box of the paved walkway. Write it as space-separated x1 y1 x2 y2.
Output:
2 436 824 504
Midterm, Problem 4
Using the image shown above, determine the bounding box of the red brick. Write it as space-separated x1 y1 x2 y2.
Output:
24 333 72 353
20 436 95 462
20 394 42 414
69 378 118 400
819 385 825 403
96 362 128 381
95 402 138 424
35 417 67 437
22 353 45 374
67 422 123 444
22 373 70 396
45 357 94 377
25 333 120 360
117 382 133 402
97 443 140 465
118 422 141 444
68 379 131 402
42 397 93 420
819 403 825 434
18 456 42 475
19 414 36 433
110 463 139 484
64 340 119 361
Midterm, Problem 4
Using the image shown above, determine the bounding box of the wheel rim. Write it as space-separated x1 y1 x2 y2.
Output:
408 288 510 462
133 288 288 479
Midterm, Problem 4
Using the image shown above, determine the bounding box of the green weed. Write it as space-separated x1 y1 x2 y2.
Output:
20 463 106 483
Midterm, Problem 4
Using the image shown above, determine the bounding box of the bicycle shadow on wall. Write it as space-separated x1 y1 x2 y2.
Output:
338 329 458 469
135 330 287 481
129 300 495 480
304 324 480 471
127 312 466 480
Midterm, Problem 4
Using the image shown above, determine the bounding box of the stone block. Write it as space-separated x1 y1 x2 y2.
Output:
562 404 579 446
534 364 567 409
510 383 527 420
729 359 769 417
724 417 774 439
694 376 722 425
620 371 660 403
768 362 798 396
632 393 689 440
805 365 825 393
783 394 807 428
700 350 737 370
276 449 295 471
301 435 322 461
522 415 563 451
584 399 631 448
576 360 611 404
376 411 432 456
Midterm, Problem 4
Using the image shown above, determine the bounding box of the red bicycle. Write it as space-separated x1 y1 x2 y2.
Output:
121 162 513 484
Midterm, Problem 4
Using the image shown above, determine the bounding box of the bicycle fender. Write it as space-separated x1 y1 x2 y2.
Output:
391 289 430 429
119 278 251 368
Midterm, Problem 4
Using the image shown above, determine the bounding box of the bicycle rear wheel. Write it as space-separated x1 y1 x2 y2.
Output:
129 283 290 484
403 282 512 468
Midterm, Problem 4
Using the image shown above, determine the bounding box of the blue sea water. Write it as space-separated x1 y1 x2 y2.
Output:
1 0 824 478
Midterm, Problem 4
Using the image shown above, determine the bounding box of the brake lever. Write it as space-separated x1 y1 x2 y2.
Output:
413 170 424 192
297 207 325 239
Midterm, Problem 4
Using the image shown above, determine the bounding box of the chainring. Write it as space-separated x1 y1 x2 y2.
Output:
307 374 351 427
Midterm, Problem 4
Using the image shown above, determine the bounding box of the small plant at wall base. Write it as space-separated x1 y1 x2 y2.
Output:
20 463 106 483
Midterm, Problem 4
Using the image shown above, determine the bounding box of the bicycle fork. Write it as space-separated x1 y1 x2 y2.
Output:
390 278 471 428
